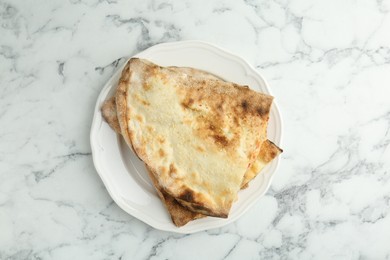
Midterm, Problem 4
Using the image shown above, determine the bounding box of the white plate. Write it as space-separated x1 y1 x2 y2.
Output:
90 41 282 234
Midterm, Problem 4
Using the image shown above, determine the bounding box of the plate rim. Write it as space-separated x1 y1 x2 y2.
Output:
90 40 283 233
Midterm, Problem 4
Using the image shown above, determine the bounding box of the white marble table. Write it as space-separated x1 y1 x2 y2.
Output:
1 0 390 259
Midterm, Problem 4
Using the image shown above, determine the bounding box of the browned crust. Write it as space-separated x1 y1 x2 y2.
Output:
102 96 282 225
106 58 280 222
259 140 283 163
115 60 132 147
116 58 234 217
163 183 230 218
110 59 233 219
177 74 273 165
145 166 205 226
115 59 144 161
101 97 121 133
176 197 229 218
241 140 283 189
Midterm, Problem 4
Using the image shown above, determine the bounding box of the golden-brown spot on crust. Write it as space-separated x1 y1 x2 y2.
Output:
143 82 152 91
169 163 177 175
141 99 150 106
144 63 158 77
157 136 165 144
181 98 194 109
160 166 167 174
133 93 151 106
241 183 249 189
142 64 159 90
220 188 232 197
217 102 223 111
135 114 143 122
259 140 283 163
193 114 240 151
146 126 153 132
190 172 198 180
158 73 169 84
195 145 205 152
233 116 239 126
183 118 192 125
200 179 212 191
159 149 165 158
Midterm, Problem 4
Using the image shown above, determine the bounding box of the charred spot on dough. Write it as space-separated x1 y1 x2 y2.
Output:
241 100 249 111
208 124 216 131
256 107 264 116
256 105 270 117
212 134 229 147
192 203 209 212
185 202 228 218
179 189 194 202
